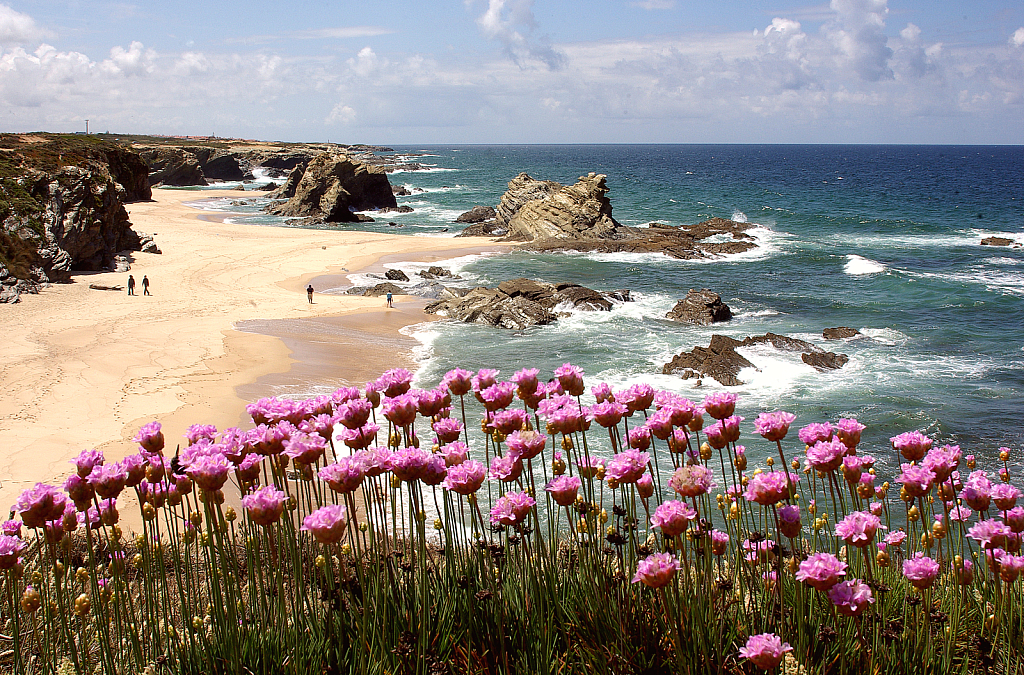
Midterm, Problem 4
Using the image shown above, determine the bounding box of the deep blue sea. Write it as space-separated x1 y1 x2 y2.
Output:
194 145 1024 475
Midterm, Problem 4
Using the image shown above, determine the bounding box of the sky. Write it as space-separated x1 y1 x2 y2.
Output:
0 0 1022 144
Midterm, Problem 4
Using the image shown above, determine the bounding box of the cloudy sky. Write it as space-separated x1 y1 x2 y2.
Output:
1 0 1022 144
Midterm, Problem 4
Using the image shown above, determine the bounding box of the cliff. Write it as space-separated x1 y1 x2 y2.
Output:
265 153 397 222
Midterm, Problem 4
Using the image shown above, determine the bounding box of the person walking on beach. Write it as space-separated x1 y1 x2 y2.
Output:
307 284 314 304
127 275 136 296
386 291 393 308
142 275 150 296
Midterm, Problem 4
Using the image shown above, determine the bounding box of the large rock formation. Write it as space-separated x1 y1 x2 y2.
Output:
491 172 757 259
666 289 732 325
1 134 152 300
662 333 849 386
265 153 397 222
139 147 208 186
424 278 630 330
456 205 497 223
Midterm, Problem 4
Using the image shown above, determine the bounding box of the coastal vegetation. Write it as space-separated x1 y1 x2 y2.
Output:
1 364 1021 674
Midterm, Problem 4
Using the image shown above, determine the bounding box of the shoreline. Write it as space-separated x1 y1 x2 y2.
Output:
0 187 507 511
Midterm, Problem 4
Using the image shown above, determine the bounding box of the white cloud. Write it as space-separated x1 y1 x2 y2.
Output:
0 3 49 45
326 103 355 124
1011 28 1024 48
825 0 893 82
472 0 565 69
102 41 156 77
631 0 676 9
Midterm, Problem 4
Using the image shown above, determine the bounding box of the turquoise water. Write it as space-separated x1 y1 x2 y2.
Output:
216 145 1024 473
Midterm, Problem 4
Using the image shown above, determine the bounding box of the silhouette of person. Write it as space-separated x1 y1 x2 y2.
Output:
307 284 314 304
127 275 136 296
386 291 393 308
142 275 150 296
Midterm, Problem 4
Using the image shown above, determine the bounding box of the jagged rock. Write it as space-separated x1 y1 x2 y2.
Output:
663 333 848 386
141 240 161 254
186 148 249 181
456 206 496 223
380 206 413 214
267 165 305 200
257 182 278 191
981 237 1014 246
354 214 376 223
348 282 404 297
110 253 132 273
802 352 849 370
605 289 632 302
496 172 621 241
385 269 409 282
265 153 396 222
424 278 629 329
823 327 861 340
666 289 732 325
140 148 208 186
456 222 504 237
392 185 411 196
0 285 20 303
418 266 460 280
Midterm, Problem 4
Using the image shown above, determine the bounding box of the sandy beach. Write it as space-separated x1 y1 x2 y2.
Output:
0 187 503 512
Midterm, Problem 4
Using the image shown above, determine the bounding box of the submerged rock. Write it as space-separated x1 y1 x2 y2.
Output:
823 327 861 340
666 289 732 326
424 278 630 330
980 237 1014 247
663 333 849 387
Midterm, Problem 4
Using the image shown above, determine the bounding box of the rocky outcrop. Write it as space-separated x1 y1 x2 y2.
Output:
418 266 460 280
490 172 757 259
140 148 208 186
385 269 409 282
823 327 861 340
424 278 630 330
186 147 250 181
456 206 496 223
662 333 849 386
456 222 504 238
265 153 396 222
980 237 1015 247
666 289 732 325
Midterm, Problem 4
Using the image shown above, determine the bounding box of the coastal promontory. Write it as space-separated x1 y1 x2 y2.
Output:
266 153 397 222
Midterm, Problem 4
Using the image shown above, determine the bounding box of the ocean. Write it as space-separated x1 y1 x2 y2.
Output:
191 145 1024 476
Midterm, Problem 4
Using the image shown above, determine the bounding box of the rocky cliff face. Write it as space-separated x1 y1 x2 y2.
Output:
265 153 397 222
497 172 623 241
1 134 151 301
140 147 208 186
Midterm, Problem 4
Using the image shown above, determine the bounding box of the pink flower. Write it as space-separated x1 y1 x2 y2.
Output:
442 368 474 396
605 449 649 485
842 455 864 484
590 401 628 428
64 474 95 510
969 518 1012 549
806 438 847 472
577 455 605 479
389 447 431 482
1005 506 1024 533
506 430 546 461
420 455 448 486
479 382 515 412
433 417 464 444
331 386 362 407
489 454 524 482
554 363 585 397
2 520 22 538
963 471 992 511
637 473 655 499
545 475 582 506
704 421 728 450
953 557 975 585
739 633 793 670
796 552 847 591
646 408 675 440
416 387 450 418
512 368 540 396
319 457 366 493
591 381 613 403
885 530 907 547
617 383 655 413
443 460 487 495
627 426 652 451
336 398 372 430
891 431 932 462
743 472 797 506
992 484 1022 511
711 530 729 556
0 535 27 569
122 454 147 487
922 444 961 483
383 394 419 427
798 422 833 446
829 579 874 616
650 500 697 537
777 504 801 538
492 408 528 435
71 449 105 478
134 422 164 454
284 432 327 465
903 553 940 589
185 453 233 492
15 484 67 528
340 423 380 450
301 504 348 544
185 424 218 445
834 511 881 547
702 392 737 420
377 368 413 398
669 465 715 498
632 552 681 588
472 368 500 392
998 552 1024 584
242 485 287 526
439 442 469 467
835 418 865 449
897 463 936 498
490 491 535 527
755 411 796 442
87 462 129 500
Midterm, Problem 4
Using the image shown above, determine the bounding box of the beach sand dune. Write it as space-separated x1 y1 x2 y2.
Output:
0 188 499 512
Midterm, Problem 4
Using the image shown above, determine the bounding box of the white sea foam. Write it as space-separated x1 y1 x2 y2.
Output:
911 268 1024 298
731 210 748 223
733 308 782 319
844 254 887 275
